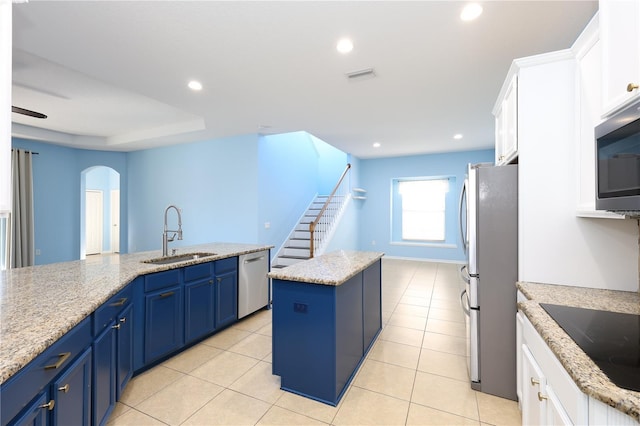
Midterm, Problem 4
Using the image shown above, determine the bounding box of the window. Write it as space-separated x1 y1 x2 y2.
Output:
392 177 451 243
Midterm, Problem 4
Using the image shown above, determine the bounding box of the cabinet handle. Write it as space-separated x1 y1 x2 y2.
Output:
537 391 548 401
112 323 121 330
39 400 55 411
58 384 70 393
119 317 127 323
209 279 214 285
44 352 71 370
217 277 222 284
159 291 175 298
530 377 539 386
627 83 639 92
109 297 128 307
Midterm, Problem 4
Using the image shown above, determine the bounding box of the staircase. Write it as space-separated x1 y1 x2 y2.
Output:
272 195 345 268
272 163 352 269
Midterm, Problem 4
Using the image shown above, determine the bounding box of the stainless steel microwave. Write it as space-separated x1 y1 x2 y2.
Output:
595 98 640 214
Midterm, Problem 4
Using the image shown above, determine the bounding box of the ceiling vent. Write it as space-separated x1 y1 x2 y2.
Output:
345 68 376 81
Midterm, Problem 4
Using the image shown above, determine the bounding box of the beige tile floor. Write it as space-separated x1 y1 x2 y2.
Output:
107 259 522 426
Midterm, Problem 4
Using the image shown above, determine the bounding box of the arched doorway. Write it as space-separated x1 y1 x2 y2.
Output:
81 166 120 259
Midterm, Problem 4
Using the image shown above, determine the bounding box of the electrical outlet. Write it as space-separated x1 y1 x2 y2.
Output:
264 222 271 229
293 302 308 313
371 240 376 246
35 249 41 256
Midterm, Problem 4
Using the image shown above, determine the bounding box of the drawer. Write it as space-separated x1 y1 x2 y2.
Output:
93 284 133 335
145 269 181 293
0 316 92 425
215 256 237 275
184 262 212 282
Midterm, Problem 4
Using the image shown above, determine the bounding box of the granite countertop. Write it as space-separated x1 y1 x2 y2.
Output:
0 242 272 386
517 281 640 422
268 250 384 285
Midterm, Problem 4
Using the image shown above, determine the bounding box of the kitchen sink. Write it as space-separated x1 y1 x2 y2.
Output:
142 252 217 265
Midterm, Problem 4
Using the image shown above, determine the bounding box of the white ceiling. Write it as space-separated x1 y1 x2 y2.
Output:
11 1 598 159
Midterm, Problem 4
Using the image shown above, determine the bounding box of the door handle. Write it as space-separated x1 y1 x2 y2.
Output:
460 289 470 316
44 352 71 370
109 297 128 307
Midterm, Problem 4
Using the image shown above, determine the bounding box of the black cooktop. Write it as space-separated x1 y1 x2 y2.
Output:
540 303 640 393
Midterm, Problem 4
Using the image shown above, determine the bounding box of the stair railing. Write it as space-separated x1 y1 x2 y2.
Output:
309 163 351 258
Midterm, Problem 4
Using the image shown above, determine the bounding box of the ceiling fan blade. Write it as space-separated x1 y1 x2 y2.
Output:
11 106 47 119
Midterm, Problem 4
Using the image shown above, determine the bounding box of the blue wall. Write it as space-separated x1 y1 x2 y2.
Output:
257 132 349 258
11 138 128 264
13 133 493 265
358 149 494 262
127 134 260 253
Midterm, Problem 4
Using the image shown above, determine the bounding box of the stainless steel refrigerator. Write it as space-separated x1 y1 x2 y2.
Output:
459 163 517 401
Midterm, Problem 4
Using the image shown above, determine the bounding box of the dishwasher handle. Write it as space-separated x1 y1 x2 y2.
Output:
244 256 265 264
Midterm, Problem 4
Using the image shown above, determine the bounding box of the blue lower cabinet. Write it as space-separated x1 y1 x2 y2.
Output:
185 277 216 344
93 320 116 426
144 286 184 364
215 269 237 329
1 317 92 426
362 260 382 351
9 391 49 426
272 260 382 406
116 304 133 400
53 347 92 426
273 272 365 406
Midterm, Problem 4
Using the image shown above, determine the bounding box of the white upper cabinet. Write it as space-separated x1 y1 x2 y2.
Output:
600 0 640 116
574 14 624 218
494 74 518 165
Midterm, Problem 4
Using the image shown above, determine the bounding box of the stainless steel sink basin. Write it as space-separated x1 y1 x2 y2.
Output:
142 252 217 265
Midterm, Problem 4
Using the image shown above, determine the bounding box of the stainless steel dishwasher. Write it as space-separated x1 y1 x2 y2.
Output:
238 250 269 319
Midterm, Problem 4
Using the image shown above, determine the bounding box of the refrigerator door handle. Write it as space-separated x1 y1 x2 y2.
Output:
458 178 468 254
459 265 470 284
460 289 470 316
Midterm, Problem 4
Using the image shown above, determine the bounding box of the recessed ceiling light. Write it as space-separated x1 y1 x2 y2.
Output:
453 134 463 140
336 38 354 54
188 80 203 91
373 142 381 148
460 3 483 21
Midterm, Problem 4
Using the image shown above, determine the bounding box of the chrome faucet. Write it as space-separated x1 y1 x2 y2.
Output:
162 205 183 257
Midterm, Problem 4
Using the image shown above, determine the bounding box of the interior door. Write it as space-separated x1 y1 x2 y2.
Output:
110 189 120 253
86 190 103 255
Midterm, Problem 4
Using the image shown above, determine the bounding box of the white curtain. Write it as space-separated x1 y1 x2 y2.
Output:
10 149 34 268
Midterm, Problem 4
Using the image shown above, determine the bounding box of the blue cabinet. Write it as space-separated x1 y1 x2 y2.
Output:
144 286 183 364
185 258 238 342
133 260 239 372
9 391 48 426
1 317 93 426
93 285 133 426
185 262 216 344
52 347 92 426
362 260 382 351
214 257 238 329
272 259 382 406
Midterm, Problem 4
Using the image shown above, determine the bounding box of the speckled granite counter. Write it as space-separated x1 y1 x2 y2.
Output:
268 250 384 285
517 281 640 422
0 242 272 385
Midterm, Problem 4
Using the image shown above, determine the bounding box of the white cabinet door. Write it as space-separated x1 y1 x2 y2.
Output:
546 386 574 425
495 75 518 165
600 0 640 116
522 345 547 426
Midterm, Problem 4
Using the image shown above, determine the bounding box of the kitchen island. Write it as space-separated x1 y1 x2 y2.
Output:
517 282 640 424
269 250 384 406
0 242 272 425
